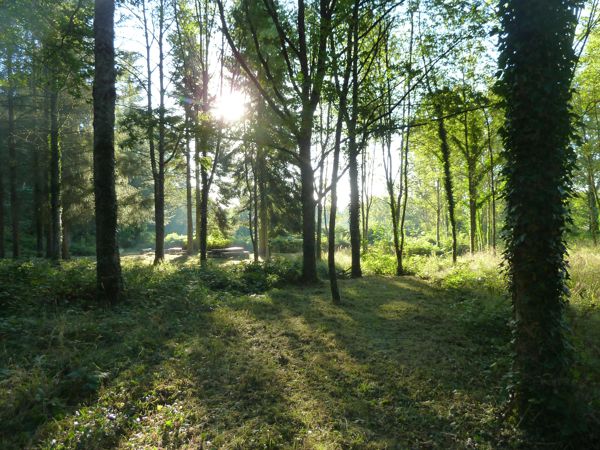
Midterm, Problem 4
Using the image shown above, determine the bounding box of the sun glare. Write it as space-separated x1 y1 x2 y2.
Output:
213 90 246 122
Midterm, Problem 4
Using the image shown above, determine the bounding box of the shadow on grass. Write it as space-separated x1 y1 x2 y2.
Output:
7 259 597 449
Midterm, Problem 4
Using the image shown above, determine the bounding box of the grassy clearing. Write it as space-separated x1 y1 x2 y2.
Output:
0 249 599 449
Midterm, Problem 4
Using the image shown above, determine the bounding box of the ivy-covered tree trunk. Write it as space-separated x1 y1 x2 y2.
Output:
498 0 580 439
434 103 457 264
93 0 122 302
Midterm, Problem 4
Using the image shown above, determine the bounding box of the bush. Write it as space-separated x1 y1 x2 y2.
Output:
193 257 303 294
362 247 397 275
207 234 233 250
165 233 186 248
271 235 303 253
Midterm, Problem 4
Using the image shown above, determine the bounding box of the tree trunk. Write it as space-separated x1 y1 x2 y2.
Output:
7 51 19 259
299 128 317 282
436 178 441 247
468 161 477 254
348 146 361 277
435 103 457 263
0 133 4 259
61 219 70 260
484 109 497 253
328 113 343 304
154 0 167 265
34 127 43 257
185 125 194 254
199 56 210 265
588 170 599 245
93 0 122 301
316 198 323 261
49 89 61 260
398 122 411 274
195 122 201 253
499 0 578 437
199 160 209 264
258 170 269 260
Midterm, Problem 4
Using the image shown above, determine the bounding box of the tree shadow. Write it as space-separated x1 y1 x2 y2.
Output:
1 265 514 449
230 276 513 448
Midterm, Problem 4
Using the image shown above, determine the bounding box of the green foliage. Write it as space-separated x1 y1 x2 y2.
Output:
165 232 186 248
1 248 599 448
270 234 304 253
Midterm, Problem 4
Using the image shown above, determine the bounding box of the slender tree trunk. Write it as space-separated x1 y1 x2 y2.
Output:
484 109 497 253
253 166 259 262
93 0 122 301
468 161 477 254
398 121 411 273
185 120 194 254
7 51 19 259
34 106 43 257
245 155 258 261
298 120 318 282
328 112 343 304
0 130 4 259
316 198 323 260
347 2 362 278
61 219 70 260
153 0 167 265
383 136 402 275
588 164 599 245
199 158 209 264
195 121 201 253
258 149 269 260
49 89 61 260
435 103 457 263
436 178 441 247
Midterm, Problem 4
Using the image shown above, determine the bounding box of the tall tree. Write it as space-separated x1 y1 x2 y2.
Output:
217 0 335 282
497 0 581 439
93 0 122 301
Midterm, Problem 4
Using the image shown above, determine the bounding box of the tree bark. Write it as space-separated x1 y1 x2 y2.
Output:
33 91 44 257
299 127 317 282
258 149 269 260
49 89 61 260
185 119 194 254
0 128 4 259
499 0 579 436
153 0 167 265
93 0 122 301
435 103 457 263
61 219 70 260
484 110 497 253
347 0 362 278
7 51 19 259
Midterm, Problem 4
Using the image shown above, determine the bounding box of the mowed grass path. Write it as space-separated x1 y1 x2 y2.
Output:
1 257 598 449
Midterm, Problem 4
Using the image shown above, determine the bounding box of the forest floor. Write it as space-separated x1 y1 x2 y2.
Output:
1 249 599 449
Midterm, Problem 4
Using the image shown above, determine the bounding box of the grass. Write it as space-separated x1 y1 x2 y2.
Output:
0 248 599 449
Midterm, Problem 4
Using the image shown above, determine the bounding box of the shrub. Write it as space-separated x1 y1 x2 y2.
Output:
270 235 303 253
165 233 186 248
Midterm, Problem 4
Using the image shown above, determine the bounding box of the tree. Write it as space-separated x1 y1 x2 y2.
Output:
93 0 122 301
497 0 581 439
217 0 335 282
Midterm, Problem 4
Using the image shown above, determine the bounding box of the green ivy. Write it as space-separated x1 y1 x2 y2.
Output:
496 0 584 442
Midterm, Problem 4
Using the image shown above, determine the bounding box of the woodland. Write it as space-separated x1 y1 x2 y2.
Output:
1 0 600 448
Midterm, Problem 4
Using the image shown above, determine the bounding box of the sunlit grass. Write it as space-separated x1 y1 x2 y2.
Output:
0 245 598 448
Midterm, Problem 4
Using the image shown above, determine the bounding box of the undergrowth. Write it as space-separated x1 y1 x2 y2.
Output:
0 246 598 449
